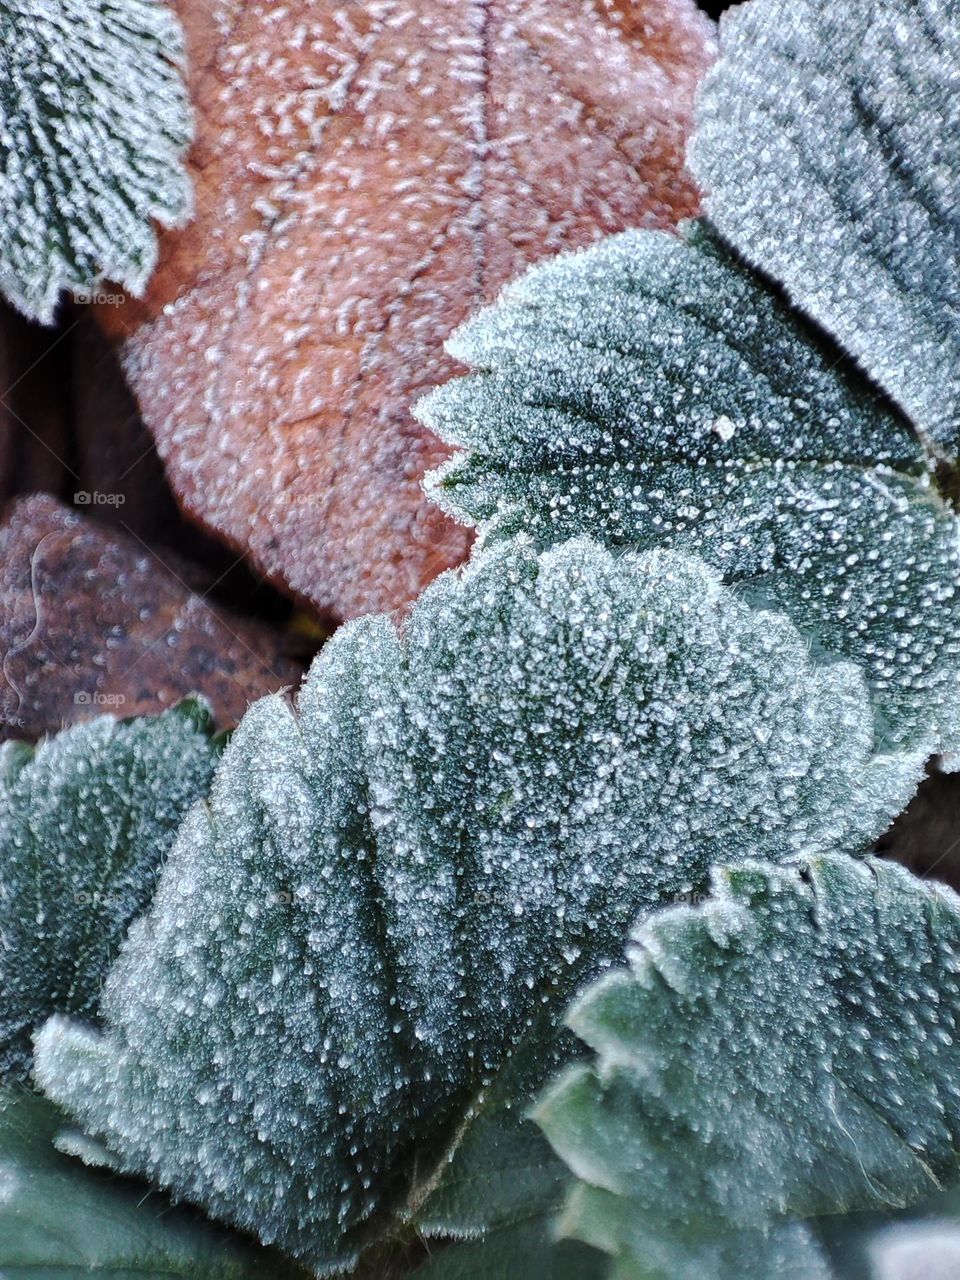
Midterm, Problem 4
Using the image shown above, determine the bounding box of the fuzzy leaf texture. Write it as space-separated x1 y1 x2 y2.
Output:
536 854 960 1280
0 1088 279 1277
0 0 193 323
34 538 924 1274
95 0 714 621
418 225 960 755
0 703 218 1081
689 0 960 450
413 1177 960 1279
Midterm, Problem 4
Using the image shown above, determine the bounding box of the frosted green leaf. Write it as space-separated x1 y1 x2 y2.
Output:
34 539 923 1274
410 1056 595 1279
417 225 960 754
0 1087 281 1277
536 854 960 1280
558 1186 830 1280
0 702 218 1082
412 1219 606 1280
0 0 193 323
688 0 960 449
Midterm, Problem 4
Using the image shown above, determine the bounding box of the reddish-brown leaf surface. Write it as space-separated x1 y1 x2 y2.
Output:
0 494 304 740
97 0 715 621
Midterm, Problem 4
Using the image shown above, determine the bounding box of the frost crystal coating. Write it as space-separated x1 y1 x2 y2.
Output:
418 226 960 755
0 705 217 1081
537 855 960 1280
690 0 960 448
0 0 193 322
0 1088 271 1275
36 539 924 1271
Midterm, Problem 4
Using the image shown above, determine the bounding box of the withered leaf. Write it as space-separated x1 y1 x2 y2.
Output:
99 0 715 619
0 494 303 740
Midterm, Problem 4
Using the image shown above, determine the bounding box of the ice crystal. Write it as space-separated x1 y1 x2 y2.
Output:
418 225 960 755
0 703 217 1081
106 0 714 621
536 855 960 1280
35 539 924 1272
690 0 960 449
0 0 193 323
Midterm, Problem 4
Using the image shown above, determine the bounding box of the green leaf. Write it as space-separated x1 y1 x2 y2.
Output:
0 1087 281 1278
412 1218 606 1280
416 224 960 755
0 705 219 1081
689 0 960 450
558 1187 831 1280
536 854 960 1279
409 1054 594 1279
33 539 922 1273
0 0 193 322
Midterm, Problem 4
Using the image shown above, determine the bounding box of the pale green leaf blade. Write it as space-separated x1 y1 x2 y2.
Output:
0 0 193 322
34 540 923 1272
0 1087 282 1278
558 1184 831 1280
412 1219 605 1280
536 855 960 1278
417 225 960 754
0 704 219 1081
689 0 960 448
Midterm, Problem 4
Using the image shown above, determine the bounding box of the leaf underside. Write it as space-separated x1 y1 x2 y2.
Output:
0 1087 278 1278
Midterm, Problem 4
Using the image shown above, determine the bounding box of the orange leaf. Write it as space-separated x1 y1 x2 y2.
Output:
100 0 715 620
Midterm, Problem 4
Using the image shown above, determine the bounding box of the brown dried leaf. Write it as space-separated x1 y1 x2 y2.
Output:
0 494 304 740
99 0 715 619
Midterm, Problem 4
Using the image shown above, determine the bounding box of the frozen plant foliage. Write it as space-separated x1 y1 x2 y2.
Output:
690 0 960 450
536 855 960 1280
101 0 714 621
0 703 218 1081
0 0 193 323
35 539 924 1273
418 225 960 756
0 1089 274 1276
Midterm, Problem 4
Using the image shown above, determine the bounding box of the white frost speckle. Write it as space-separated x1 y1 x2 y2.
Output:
0 0 193 322
35 537 925 1269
